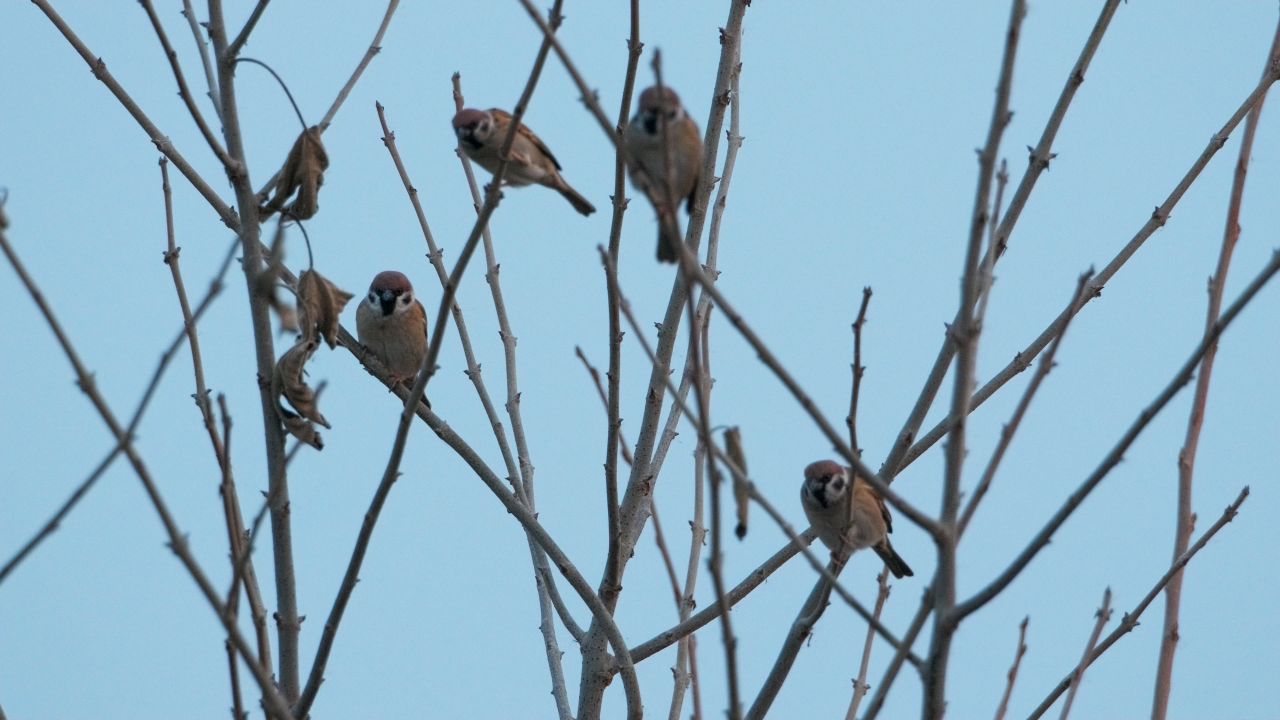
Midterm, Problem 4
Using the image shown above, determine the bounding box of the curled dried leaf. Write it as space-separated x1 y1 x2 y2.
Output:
260 126 329 221
272 338 330 429
725 426 750 539
297 269 354 348
280 409 324 449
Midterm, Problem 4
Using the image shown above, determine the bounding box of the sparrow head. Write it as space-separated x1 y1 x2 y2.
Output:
452 108 494 147
637 86 686 134
366 270 416 318
802 460 849 510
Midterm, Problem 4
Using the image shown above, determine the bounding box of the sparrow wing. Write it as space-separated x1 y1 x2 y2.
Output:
877 492 894 534
489 107 562 171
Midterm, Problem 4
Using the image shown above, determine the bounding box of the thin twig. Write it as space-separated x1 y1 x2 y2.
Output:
160 158 271 674
847 287 872 456
1059 589 1112 720
958 271 1092 538
226 0 270 59
330 328 644 719
1153 20 1280 720
139 0 232 166
249 0 401 200
600 0 644 619
629 537 805 663
444 80 575 718
992 616 1028 720
574 347 636 467
292 370 423 718
845 570 891 720
665 443 706 720
861 592 935 720
1027 487 1249 720
682 271 740 720
317 0 399 131
179 0 221 119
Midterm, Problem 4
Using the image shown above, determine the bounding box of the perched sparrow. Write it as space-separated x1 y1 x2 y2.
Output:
625 86 703 263
452 107 596 216
356 271 428 386
800 460 913 578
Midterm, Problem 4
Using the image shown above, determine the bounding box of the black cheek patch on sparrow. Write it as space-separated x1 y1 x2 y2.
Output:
810 481 832 509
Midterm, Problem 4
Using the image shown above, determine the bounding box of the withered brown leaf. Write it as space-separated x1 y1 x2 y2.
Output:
272 337 330 432
725 426 750 539
297 269 353 349
280 409 324 450
260 126 329 221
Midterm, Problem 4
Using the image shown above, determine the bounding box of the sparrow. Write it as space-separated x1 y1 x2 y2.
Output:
452 107 596 216
625 85 703 263
356 271 428 386
800 460 913 578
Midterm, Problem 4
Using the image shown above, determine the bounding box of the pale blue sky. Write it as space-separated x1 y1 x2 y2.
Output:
2 2 1279 719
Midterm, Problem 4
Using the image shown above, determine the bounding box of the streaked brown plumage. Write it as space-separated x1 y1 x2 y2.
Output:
625 86 703 262
355 271 428 386
452 107 595 216
800 460 913 578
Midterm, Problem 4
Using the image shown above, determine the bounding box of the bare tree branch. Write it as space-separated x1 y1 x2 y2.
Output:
0 236 237 587
32 0 238 228
226 0 271 59
879 0 1123 482
899 56 1280 475
956 245 1280 622
1059 588 1112 720
845 570 891 720
958 271 1092 538
205 0 300 699
1153 18 1280 719
926 2 1025 712
179 0 221 119
992 616 1028 720
0 218 292 720
317 0 400 131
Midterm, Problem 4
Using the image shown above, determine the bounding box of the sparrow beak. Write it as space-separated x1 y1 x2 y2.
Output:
378 291 397 316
